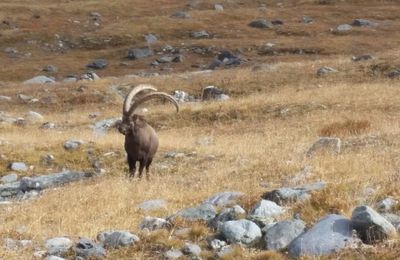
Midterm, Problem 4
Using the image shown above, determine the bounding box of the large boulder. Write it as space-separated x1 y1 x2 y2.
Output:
97 230 140 248
351 205 397 243
288 214 359 257
264 219 305 250
249 200 284 218
220 219 262 246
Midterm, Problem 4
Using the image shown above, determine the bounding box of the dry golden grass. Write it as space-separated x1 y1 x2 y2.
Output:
1 0 400 259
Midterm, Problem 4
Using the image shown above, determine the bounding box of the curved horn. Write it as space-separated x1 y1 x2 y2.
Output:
123 84 157 115
127 92 179 118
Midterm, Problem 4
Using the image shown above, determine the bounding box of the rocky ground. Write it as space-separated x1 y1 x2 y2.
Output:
1 0 400 259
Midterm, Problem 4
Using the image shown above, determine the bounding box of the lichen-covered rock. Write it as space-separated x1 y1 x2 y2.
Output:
97 230 140 248
220 219 262 246
139 216 170 231
74 238 106 258
45 237 72 256
264 219 305 250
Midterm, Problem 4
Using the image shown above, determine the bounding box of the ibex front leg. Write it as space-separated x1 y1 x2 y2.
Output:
127 155 136 178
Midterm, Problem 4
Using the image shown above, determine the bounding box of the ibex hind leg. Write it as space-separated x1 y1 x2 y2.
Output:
138 160 146 178
127 156 136 178
145 158 153 180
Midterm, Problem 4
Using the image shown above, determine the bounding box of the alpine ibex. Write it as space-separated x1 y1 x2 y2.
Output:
115 84 179 178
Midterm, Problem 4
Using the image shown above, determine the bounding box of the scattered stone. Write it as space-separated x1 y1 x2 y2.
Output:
63 75 78 83
42 65 58 73
208 238 227 250
263 181 326 205
33 250 47 258
352 54 374 62
171 90 194 103
97 231 140 248
63 140 84 150
182 242 202 256
4 238 17 250
164 249 183 259
40 122 57 129
0 96 12 102
139 216 170 231
376 198 398 213
127 47 153 60
202 191 244 207
271 19 284 25
1 173 18 183
336 24 352 32
264 219 306 250
145 33 157 44
74 238 106 258
87 59 108 69
306 137 341 156
214 4 224 12
288 214 360 257
45 237 73 256
92 118 120 136
216 245 234 258
17 93 38 103
249 199 284 218
351 205 397 243
157 55 182 63
220 219 262 246
252 63 274 72
8 162 28 172
170 11 190 19
80 71 100 81
202 86 229 101
388 69 400 78
352 19 377 27
249 19 273 29
138 199 167 211
301 15 313 23
164 151 186 159
44 256 66 260
381 213 400 231
25 111 43 121
173 203 217 222
210 205 246 229
23 76 55 85
4 47 18 55
192 30 210 39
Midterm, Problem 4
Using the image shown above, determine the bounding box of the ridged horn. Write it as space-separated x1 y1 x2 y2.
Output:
127 92 179 118
123 84 157 115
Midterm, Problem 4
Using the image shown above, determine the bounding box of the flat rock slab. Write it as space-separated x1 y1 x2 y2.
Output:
351 205 397 243
220 219 262 246
288 214 359 257
202 191 244 207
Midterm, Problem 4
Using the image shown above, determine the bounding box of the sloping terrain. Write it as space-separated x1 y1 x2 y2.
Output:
1 0 400 259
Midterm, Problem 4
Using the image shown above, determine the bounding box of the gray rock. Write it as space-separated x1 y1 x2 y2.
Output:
216 245 234 258
306 137 341 156
17 93 38 103
25 111 44 121
352 54 374 62
210 205 246 229
23 75 55 85
97 230 140 248
249 200 284 218
264 219 305 250
352 19 377 27
63 75 78 83
214 4 224 12
19 170 93 192
157 55 178 63
351 205 397 243
0 181 22 198
202 191 244 207
44 256 66 260
263 181 326 205
1 173 18 183
4 238 17 250
164 249 183 259
288 214 359 257
376 198 398 213
41 122 57 129
0 96 12 102
42 65 58 73
252 63 274 72
79 71 100 81
170 11 190 19
301 15 313 23
220 219 262 246
127 47 153 60
202 86 229 101
4 47 18 54
182 242 201 256
208 239 226 250
388 69 400 78
139 216 170 231
249 19 273 29
63 140 84 150
74 238 106 258
145 33 158 44
192 30 209 39
174 203 217 221
45 237 73 256
171 90 193 103
138 199 167 211
381 213 400 231
92 118 120 136
336 24 352 32
8 162 28 172
87 59 108 69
